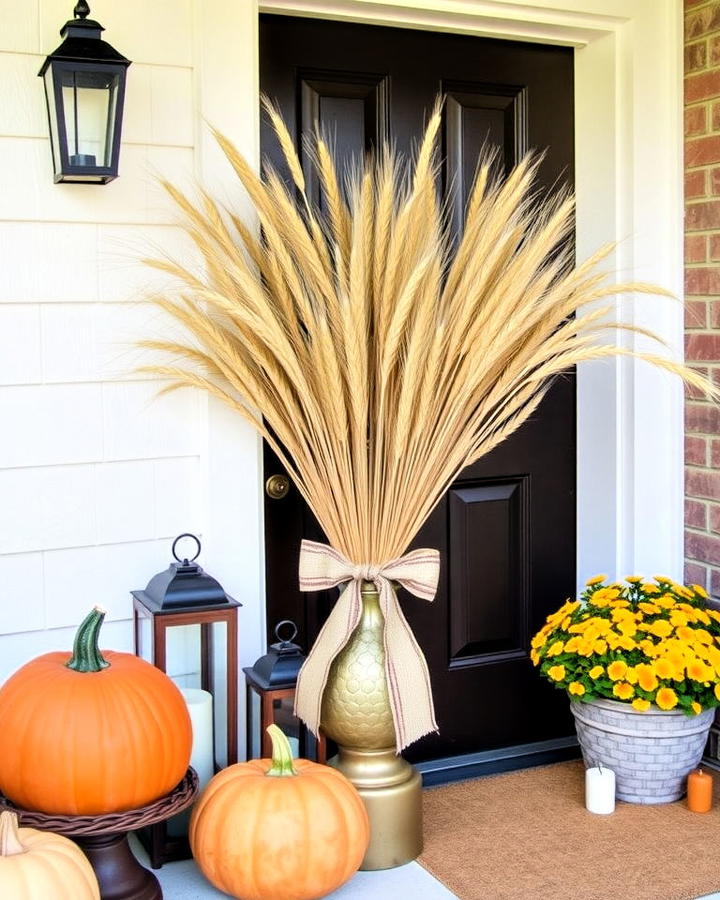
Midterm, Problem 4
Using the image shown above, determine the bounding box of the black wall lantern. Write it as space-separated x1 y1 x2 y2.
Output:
38 1 131 184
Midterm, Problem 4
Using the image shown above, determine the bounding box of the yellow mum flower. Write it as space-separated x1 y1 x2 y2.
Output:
670 610 689 628
546 641 564 657
611 608 634 622
675 586 694 600
561 616 571 629
641 583 660 594
692 702 703 715
649 620 673 639
674 625 695 643
714 683 720 702
694 628 713 645
639 602 660 615
617 619 638 638
635 664 658 692
586 574 607 586
577 640 595 657
618 636 638 652
563 636 581 653
589 665 604 679
613 682 634 700
653 658 674 680
569 682 586 696
654 576 672 584
531 632 547 650
655 594 676 609
639 638 657 656
607 660 628 681
548 665 566 682
655 687 679 710
626 576 643 584
625 667 639 685
593 639 608 654
632 698 651 712
692 584 710 599
530 649 540 666
687 659 714 683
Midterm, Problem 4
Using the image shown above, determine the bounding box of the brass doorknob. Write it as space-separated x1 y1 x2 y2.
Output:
266 474 290 499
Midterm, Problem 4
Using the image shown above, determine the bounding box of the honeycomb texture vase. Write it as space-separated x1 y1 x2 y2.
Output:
321 583 396 750
571 698 714 804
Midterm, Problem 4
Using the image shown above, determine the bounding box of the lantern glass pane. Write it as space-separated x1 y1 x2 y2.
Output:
43 68 62 175
166 623 202 689
136 612 152 664
211 621 228 768
250 688 261 760
273 697 301 758
59 68 118 167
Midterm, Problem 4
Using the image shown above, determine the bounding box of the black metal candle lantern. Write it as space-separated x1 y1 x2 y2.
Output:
38 1 131 183
244 621 326 764
132 533 240 868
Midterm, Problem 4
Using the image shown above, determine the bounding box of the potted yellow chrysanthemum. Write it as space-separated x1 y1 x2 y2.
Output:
533 576 720 803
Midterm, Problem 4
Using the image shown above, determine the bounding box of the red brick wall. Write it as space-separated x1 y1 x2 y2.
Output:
685 0 720 593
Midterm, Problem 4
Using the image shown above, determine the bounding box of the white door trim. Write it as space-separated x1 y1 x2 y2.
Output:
196 0 684 702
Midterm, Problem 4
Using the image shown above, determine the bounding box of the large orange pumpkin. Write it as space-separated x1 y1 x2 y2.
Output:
190 725 369 900
0 811 99 899
0 607 192 815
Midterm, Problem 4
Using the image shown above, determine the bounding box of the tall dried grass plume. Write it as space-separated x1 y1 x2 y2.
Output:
140 98 716 566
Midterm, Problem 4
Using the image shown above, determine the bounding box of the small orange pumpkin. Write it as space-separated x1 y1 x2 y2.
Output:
0 607 192 815
0 810 99 899
190 725 369 900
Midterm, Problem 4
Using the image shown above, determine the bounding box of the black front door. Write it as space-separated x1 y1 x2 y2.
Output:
260 13 576 761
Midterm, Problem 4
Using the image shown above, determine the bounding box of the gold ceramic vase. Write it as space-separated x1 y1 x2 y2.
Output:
321 582 423 870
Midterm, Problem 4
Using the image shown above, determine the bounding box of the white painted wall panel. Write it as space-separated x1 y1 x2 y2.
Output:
0 384 103 467
0 53 46 137
94 461 156 544
41 304 98 382
0 553 45 634
0 305 42 385
102 380 202 461
0 223 98 303
0 3 39 53
39 0 193 68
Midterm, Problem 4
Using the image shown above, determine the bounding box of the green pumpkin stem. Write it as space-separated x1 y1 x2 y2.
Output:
265 725 298 777
66 607 110 673
0 811 25 857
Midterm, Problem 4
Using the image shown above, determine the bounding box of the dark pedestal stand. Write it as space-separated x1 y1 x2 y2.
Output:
0 768 198 900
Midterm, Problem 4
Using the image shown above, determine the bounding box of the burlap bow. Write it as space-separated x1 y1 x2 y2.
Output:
294 539 440 752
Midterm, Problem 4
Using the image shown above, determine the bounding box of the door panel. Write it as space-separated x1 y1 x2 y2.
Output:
260 13 576 761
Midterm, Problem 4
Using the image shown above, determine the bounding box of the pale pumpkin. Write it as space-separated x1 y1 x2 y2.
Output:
190 725 369 900
0 607 192 815
0 810 99 899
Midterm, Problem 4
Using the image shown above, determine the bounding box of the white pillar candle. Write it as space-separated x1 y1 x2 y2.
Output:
167 688 214 837
585 765 615 814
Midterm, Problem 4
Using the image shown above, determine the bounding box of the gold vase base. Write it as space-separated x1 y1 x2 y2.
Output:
329 746 423 871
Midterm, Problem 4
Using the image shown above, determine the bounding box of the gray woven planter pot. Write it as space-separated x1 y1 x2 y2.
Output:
570 698 714 804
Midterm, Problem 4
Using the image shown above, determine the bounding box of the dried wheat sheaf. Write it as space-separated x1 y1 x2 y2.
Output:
140 99 714 566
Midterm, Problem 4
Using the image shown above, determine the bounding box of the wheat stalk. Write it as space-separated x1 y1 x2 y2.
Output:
141 107 718 566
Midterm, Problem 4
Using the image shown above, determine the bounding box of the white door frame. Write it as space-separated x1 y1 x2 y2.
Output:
195 0 684 686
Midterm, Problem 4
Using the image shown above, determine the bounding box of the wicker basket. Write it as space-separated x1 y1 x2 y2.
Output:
571 698 714 804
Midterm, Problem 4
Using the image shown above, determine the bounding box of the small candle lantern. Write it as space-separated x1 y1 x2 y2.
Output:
132 533 240 867
244 621 326 763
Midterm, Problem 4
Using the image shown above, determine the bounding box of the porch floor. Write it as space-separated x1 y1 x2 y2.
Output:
131 835 720 899
131 837 457 898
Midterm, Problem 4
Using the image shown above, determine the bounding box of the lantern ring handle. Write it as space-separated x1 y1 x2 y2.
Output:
274 619 298 644
172 533 201 563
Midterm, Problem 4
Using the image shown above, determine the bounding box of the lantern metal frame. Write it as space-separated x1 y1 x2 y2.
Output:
243 620 327 764
38 1 131 184
131 534 241 868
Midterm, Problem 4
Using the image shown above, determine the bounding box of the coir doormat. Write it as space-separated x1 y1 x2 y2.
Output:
418 760 720 900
